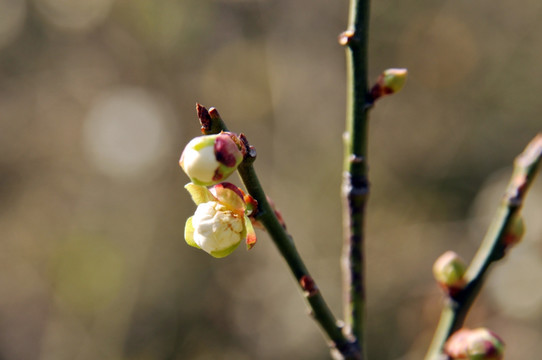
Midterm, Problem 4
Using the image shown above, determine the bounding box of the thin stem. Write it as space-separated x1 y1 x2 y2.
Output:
424 134 542 360
197 104 360 359
340 0 371 357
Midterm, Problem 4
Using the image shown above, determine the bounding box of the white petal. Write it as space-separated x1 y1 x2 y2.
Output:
192 202 244 255
181 141 219 184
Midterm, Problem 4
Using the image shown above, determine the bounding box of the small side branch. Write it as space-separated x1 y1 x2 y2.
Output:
425 133 542 360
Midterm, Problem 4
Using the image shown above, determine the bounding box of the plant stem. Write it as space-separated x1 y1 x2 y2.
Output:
424 134 542 360
340 0 371 357
197 104 360 359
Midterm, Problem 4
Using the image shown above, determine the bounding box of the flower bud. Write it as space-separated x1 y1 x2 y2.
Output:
445 328 504 360
502 214 525 248
433 251 466 294
184 182 257 258
381 68 408 93
370 68 408 101
179 133 243 186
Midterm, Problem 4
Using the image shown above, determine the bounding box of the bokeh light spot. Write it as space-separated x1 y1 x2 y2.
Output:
34 0 113 32
399 14 479 89
83 87 172 180
50 235 125 314
487 249 542 319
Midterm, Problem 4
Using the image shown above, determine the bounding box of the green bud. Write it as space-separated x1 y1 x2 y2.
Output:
369 68 408 102
179 133 243 186
503 214 525 247
381 68 408 94
433 251 466 293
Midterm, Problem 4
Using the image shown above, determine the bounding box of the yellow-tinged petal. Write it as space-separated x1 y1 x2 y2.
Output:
185 183 216 205
209 241 241 258
212 182 246 212
184 217 200 249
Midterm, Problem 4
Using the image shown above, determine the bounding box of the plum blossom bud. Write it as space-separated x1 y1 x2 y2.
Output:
370 68 408 101
502 214 525 248
381 68 408 92
179 133 243 186
184 182 257 258
445 328 504 360
433 251 467 294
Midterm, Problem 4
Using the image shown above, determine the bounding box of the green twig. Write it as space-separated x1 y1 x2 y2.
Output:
197 103 360 359
339 0 371 357
425 133 542 360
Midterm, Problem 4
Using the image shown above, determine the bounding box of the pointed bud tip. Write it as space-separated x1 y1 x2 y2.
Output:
196 103 212 133
208 107 221 120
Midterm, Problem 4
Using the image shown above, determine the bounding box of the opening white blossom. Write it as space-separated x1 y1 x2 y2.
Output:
192 202 244 255
184 182 257 258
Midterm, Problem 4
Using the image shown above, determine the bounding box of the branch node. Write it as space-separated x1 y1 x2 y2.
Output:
338 29 356 46
349 155 365 164
300 275 319 297
239 133 257 163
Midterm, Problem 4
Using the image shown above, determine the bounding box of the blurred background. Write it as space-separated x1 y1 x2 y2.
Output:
0 0 541 359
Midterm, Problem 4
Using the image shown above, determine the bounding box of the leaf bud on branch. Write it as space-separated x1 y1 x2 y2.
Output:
502 214 525 248
433 251 467 296
369 68 408 103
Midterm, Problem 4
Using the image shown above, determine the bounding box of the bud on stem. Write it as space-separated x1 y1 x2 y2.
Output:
445 328 504 360
179 133 244 186
502 213 525 248
433 251 467 295
369 68 408 102
184 182 257 258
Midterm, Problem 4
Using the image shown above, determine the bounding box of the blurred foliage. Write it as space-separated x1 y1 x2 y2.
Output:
0 0 541 359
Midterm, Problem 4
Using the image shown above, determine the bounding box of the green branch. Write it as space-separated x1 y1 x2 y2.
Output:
197 103 360 359
339 0 371 357
425 133 542 360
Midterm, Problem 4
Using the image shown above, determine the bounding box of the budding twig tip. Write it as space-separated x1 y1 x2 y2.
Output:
208 107 220 118
196 103 212 133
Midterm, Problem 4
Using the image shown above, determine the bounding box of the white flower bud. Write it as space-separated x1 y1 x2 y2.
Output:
179 133 243 186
